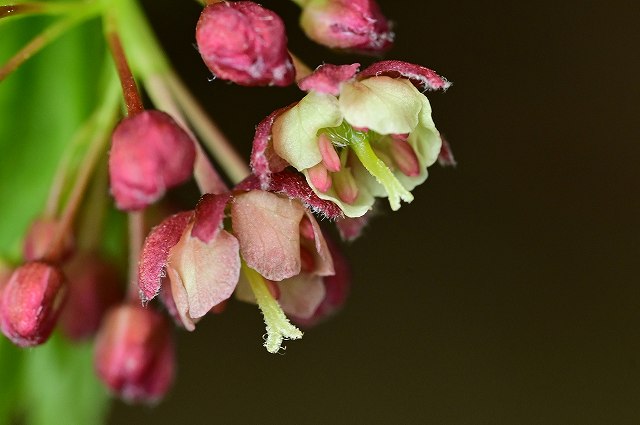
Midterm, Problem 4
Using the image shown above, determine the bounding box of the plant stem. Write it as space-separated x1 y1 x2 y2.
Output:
76 158 109 250
290 51 313 81
44 116 97 218
127 210 144 300
0 5 99 82
163 71 250 183
105 26 144 116
43 67 121 262
0 2 80 21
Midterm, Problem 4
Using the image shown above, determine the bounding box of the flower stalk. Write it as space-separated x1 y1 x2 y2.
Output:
0 4 100 82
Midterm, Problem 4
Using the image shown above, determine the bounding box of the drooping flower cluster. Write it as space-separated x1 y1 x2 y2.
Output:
0 0 453 408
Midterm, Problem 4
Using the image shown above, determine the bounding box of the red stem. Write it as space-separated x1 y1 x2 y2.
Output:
106 31 144 116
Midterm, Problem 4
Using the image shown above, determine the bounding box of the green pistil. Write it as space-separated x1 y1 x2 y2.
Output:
350 134 414 211
242 263 302 354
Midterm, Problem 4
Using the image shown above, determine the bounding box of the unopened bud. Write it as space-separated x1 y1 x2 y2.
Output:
333 168 359 204
0 262 66 347
94 304 174 404
109 110 196 211
23 218 74 262
300 0 394 54
389 139 420 177
196 1 295 87
59 253 124 341
308 162 332 193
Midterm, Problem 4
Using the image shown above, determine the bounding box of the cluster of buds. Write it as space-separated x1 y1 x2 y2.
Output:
0 0 453 407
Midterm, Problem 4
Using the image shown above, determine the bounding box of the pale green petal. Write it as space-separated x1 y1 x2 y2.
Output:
303 170 375 218
272 91 343 170
339 77 423 135
407 94 442 169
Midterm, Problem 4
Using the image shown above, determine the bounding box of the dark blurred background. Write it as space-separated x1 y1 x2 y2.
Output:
111 0 640 423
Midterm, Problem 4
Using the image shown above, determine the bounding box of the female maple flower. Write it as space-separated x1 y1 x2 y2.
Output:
251 60 451 218
137 171 342 353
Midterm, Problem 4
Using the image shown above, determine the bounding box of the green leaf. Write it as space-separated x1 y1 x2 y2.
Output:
21 334 110 425
0 10 112 425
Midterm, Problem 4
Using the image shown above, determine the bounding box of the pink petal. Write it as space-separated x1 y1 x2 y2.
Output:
277 274 326 320
232 191 305 281
298 63 360 95
250 105 295 189
168 226 240 329
236 171 344 219
304 210 334 276
191 193 232 243
158 281 184 329
167 268 194 331
138 212 193 303
336 212 373 241
437 135 457 167
292 236 350 327
357 60 451 91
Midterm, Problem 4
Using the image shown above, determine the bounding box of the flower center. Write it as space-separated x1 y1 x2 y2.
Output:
318 123 415 210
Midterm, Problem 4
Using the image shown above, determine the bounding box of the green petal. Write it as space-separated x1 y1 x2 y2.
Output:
339 77 423 135
408 94 442 169
272 91 343 170
397 95 442 190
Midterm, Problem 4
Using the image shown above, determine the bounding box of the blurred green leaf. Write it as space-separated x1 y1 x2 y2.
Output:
0 10 112 425
21 334 109 425
0 337 24 423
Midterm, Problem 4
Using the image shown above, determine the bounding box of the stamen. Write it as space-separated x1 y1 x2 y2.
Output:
333 168 359 204
389 139 420 177
308 162 332 193
242 263 302 354
318 133 341 172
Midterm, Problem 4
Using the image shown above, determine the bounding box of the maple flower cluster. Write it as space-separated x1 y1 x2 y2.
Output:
0 0 454 405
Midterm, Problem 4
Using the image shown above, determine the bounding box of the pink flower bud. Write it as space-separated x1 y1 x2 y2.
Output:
109 110 196 211
300 0 394 54
196 1 295 87
0 262 66 347
94 304 175 404
59 253 124 341
23 218 74 262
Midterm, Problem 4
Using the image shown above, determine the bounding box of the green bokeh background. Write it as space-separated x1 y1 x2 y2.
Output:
1 0 639 424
